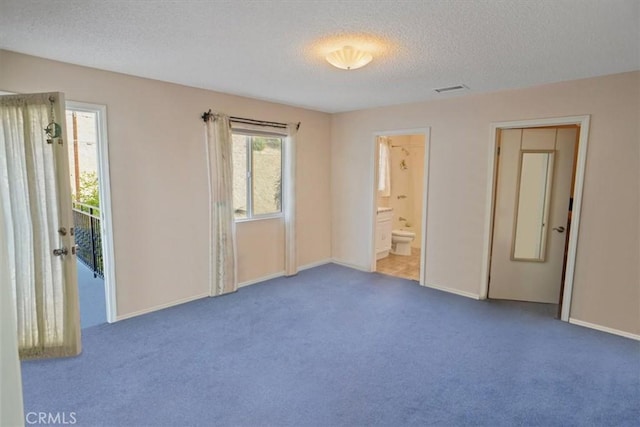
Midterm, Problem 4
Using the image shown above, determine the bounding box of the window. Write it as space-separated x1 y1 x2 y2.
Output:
232 133 283 220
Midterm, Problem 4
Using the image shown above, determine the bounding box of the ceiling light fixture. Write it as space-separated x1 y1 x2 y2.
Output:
326 46 373 70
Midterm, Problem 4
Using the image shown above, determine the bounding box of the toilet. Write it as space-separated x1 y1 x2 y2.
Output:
391 229 415 256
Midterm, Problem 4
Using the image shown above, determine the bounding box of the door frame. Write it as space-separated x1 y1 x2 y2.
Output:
480 115 590 321
66 101 117 323
370 127 431 286
0 92 118 323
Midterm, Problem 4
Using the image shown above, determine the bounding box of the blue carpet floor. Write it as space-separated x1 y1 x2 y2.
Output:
77 261 107 328
21 264 639 426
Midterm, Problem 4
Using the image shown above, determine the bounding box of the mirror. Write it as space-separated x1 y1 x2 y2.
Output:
512 150 555 261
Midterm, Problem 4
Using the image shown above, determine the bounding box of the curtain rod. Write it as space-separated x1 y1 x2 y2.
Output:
201 109 300 130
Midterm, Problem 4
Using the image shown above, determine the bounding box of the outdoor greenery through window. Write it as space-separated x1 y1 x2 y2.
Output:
66 110 100 215
232 133 283 219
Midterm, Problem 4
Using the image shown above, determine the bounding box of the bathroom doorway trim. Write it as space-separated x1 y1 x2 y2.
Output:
370 127 431 286
480 115 590 322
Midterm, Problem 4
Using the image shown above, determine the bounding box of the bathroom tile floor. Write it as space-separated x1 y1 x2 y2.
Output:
376 247 421 281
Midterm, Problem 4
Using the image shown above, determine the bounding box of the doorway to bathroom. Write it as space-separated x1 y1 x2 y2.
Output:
371 130 429 284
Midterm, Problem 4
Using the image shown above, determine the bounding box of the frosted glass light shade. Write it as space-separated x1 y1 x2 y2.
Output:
326 46 373 70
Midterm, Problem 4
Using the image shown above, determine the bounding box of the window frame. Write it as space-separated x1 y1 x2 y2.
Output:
232 131 284 222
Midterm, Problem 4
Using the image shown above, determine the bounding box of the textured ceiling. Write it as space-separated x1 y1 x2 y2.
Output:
1 0 638 113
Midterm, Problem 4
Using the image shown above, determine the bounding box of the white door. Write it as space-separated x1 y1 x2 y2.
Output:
489 127 577 303
0 92 81 357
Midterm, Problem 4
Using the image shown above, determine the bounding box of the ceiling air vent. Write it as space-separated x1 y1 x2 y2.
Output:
434 84 468 94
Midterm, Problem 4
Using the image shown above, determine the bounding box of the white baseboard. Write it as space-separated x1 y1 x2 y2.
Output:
298 258 332 271
116 262 332 322
569 318 640 341
423 282 481 300
116 292 209 322
331 258 372 272
238 259 332 288
238 271 285 288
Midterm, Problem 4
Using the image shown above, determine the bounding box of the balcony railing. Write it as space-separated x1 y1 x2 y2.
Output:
72 202 103 278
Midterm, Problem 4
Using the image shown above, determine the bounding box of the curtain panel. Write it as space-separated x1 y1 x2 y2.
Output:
0 93 81 359
282 125 298 276
378 137 391 197
204 114 238 296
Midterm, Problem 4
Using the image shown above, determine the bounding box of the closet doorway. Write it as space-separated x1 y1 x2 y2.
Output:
481 116 590 321
371 129 430 284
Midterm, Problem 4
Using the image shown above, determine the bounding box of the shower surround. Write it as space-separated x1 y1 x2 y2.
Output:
377 134 425 249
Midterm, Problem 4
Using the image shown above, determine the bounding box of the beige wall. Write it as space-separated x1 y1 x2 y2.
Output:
0 209 24 427
1 50 637 336
0 50 332 318
332 71 640 335
236 218 284 283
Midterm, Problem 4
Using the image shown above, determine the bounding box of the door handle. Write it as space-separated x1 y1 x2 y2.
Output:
52 247 68 256
552 226 565 233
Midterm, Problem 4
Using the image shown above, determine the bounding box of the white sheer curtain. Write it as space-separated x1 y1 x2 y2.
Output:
204 114 237 296
283 124 298 276
378 137 391 197
0 93 80 358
